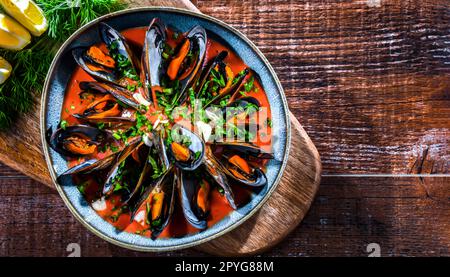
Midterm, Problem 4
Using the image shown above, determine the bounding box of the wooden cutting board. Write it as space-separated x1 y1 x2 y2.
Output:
0 0 321 256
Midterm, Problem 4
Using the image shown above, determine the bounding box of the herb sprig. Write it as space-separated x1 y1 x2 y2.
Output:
0 0 127 129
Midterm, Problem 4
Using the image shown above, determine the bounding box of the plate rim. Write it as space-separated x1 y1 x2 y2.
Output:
40 6 292 252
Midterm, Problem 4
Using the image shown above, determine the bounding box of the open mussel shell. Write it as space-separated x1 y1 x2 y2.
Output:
168 25 207 103
79 81 141 110
177 169 208 230
153 130 171 170
220 154 268 188
57 152 119 184
168 125 205 171
73 23 140 86
73 114 136 126
99 22 140 75
72 47 118 84
73 94 136 126
205 67 250 107
102 138 145 197
141 18 167 102
130 166 176 240
203 146 236 209
49 125 108 157
195 50 228 97
148 168 176 239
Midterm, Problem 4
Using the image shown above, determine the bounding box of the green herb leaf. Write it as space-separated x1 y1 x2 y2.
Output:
60 120 68 130
244 76 255 92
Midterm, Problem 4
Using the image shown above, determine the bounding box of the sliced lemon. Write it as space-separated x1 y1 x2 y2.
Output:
0 0 48 36
0 13 31 50
0 56 12 85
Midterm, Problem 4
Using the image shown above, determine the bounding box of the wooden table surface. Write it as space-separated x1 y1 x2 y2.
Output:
1 0 449 256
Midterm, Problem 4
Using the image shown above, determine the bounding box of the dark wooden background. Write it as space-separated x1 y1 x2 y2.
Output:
1 0 449 256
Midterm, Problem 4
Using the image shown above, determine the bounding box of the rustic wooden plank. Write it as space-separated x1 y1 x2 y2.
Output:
272 176 450 257
0 163 26 178
1 176 448 256
193 0 450 174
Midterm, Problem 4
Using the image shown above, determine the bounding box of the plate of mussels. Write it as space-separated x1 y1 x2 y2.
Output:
41 7 291 251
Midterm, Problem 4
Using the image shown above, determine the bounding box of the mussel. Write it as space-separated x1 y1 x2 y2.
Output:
102 138 148 202
72 23 140 86
57 153 118 179
166 25 207 103
219 154 268 187
73 94 135 125
99 22 140 76
168 125 205 171
132 166 176 240
203 146 236 209
49 125 108 157
141 18 167 104
197 50 250 108
72 47 118 84
178 169 209 230
79 81 141 110
213 141 273 187
195 50 228 97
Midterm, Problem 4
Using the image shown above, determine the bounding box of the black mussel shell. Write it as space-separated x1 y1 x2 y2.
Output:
79 81 141 110
203 146 236 209
102 138 144 196
99 22 140 75
72 47 118 84
49 125 108 157
195 51 228 97
220 155 268 188
141 18 167 102
168 125 205 171
205 68 249 108
178 169 208 229
130 166 176 240
171 25 207 103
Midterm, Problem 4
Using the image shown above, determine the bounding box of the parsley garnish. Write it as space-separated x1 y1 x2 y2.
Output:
60 120 68 130
244 76 255 92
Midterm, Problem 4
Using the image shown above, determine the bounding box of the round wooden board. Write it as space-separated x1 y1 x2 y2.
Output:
197 113 321 256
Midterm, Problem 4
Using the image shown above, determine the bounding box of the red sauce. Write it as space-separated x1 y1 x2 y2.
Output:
61 27 272 238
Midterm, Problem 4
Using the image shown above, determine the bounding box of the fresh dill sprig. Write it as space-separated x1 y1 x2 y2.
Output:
40 0 127 42
0 0 127 129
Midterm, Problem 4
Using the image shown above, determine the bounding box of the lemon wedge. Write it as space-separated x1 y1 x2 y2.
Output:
0 13 31 50
0 57 12 85
0 0 48 36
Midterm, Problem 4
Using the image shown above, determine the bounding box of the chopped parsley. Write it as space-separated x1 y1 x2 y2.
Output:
244 76 255 92
60 120 68 130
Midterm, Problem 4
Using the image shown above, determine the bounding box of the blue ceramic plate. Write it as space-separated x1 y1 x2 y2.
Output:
41 7 291 251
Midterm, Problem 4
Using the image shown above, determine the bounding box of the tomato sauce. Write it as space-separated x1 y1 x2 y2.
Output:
60 27 272 239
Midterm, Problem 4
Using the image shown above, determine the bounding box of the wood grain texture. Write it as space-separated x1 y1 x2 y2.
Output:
1 176 448 256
